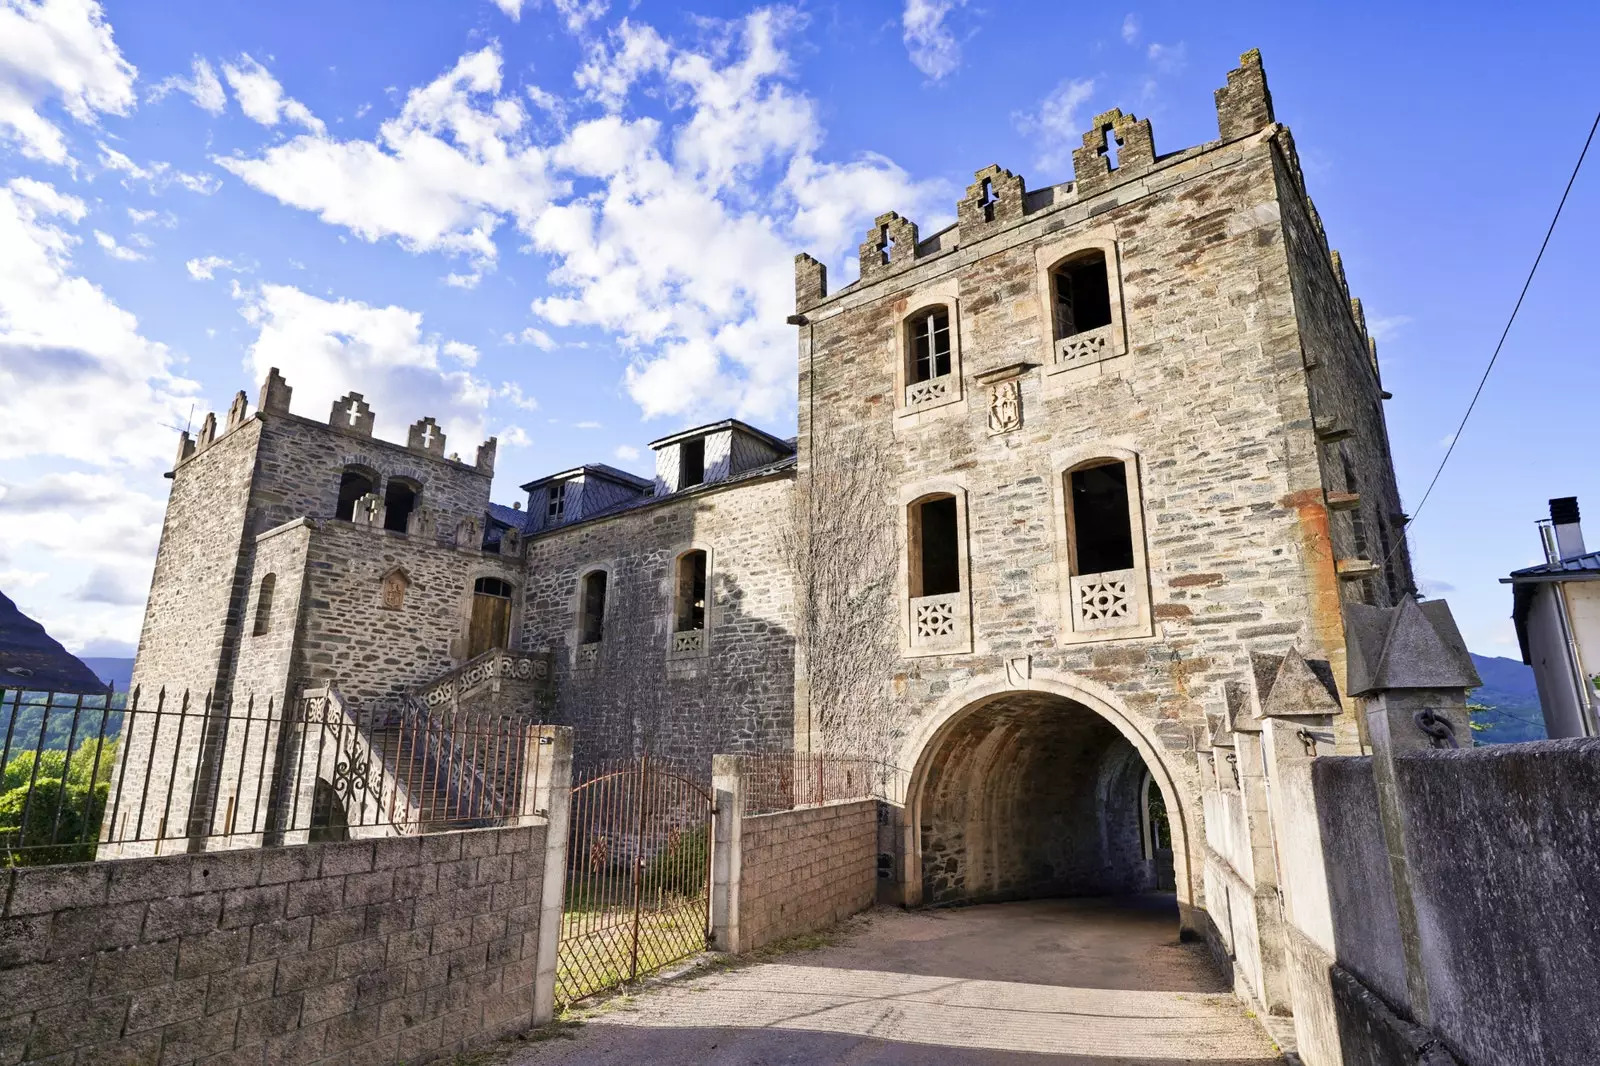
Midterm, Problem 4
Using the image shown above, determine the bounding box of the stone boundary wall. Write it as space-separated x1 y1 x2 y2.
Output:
736 799 878 953
1 827 550 1066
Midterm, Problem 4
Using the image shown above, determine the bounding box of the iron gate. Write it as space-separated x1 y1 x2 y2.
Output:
555 755 714 1005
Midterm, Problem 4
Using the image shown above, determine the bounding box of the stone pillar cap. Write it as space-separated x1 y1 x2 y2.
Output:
1344 596 1481 696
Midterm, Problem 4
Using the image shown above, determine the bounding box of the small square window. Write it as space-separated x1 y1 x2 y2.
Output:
547 482 567 522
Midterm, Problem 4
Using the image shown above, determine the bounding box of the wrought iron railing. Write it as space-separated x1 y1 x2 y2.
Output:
2 682 552 865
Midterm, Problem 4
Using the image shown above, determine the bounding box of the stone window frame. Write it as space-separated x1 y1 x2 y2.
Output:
453 565 523 663
573 564 612 668
897 477 974 658
666 545 713 660
251 573 276 636
1034 228 1129 378
892 278 965 423
1050 445 1154 645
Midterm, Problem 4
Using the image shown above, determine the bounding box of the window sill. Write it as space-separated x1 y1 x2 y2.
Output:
905 592 973 657
1059 567 1153 644
668 629 708 659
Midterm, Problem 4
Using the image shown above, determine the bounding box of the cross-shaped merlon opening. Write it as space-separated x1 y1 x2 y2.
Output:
877 225 895 266
420 423 435 447
980 178 998 222
1100 127 1121 171
343 399 363 426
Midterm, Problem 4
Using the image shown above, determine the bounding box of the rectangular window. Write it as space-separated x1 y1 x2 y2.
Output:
547 482 566 522
581 571 607 644
1070 463 1135 575
912 309 952 383
916 496 961 596
676 551 708 631
680 439 706 488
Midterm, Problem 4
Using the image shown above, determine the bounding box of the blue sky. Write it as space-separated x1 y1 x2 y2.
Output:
0 0 1595 660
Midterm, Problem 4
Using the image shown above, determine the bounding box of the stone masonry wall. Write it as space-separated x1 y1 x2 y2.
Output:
521 472 796 777
737 798 878 953
796 121 1347 909
294 520 525 707
1 825 548 1066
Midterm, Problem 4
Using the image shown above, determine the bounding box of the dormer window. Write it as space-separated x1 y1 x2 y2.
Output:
910 308 952 384
547 482 567 523
680 438 705 488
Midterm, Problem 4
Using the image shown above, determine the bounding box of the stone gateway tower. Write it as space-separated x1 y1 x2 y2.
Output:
111 50 1410 945
789 51 1408 923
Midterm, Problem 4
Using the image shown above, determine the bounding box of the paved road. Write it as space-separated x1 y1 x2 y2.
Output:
510 897 1286 1065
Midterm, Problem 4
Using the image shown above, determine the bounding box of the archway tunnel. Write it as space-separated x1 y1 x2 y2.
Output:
918 692 1174 906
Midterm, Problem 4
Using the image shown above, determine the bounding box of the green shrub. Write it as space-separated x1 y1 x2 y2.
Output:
0 777 110 866
642 825 709 898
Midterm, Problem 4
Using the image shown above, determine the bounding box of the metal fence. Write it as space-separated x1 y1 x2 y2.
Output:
2 683 551 865
734 751 908 816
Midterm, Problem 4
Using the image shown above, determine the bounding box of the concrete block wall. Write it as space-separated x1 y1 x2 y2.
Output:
736 799 878 953
0 826 550 1065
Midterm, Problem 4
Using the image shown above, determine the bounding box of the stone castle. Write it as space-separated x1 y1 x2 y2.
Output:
119 50 1408 916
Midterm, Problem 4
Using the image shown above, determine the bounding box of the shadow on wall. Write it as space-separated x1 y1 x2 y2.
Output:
546 565 795 782
1310 740 1600 1066
919 691 1173 906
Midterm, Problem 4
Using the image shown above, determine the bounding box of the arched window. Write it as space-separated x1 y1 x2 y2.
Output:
675 551 708 633
468 577 514 659
909 495 960 597
383 478 420 533
907 306 952 384
252 574 276 636
580 570 607 645
335 467 376 522
1051 250 1113 340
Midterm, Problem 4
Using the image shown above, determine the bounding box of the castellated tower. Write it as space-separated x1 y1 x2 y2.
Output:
110 373 511 854
790 51 1410 922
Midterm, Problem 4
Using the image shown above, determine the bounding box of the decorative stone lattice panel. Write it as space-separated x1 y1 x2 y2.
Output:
577 642 600 666
910 592 969 651
1054 324 1115 369
905 376 953 409
1071 568 1136 631
673 630 705 655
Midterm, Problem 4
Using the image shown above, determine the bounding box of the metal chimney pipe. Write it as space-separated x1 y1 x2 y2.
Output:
1550 497 1586 562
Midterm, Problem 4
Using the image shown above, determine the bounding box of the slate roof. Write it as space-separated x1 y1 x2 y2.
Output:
527 453 798 536
1506 551 1600 581
0 589 111 694
519 463 653 493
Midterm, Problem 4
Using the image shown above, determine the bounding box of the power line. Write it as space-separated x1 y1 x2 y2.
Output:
1390 109 1599 564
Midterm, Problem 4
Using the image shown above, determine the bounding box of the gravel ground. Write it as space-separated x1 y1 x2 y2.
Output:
500 896 1286 1065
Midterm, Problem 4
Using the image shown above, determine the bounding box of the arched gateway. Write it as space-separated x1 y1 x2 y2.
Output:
892 671 1201 934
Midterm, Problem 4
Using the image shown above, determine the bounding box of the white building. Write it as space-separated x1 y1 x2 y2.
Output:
1505 497 1600 738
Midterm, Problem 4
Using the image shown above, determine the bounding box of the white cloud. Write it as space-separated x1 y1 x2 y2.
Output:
498 424 531 448
1147 41 1187 75
574 420 601 430
1121 13 1140 44
97 140 222 194
902 0 967 81
574 19 670 110
221 54 325 134
493 0 608 31
237 282 493 446
0 567 48 588
498 382 539 410
185 255 235 280
217 46 558 267
443 340 478 365
0 0 137 165
1368 314 1412 342
518 326 554 350
491 0 523 18
613 444 639 461
127 205 176 226
94 228 145 261
149 55 226 115
1013 77 1095 175
0 178 193 470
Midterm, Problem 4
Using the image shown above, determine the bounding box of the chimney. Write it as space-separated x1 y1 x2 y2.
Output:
1551 497 1586 561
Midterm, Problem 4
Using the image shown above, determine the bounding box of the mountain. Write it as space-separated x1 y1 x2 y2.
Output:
1468 653 1547 745
80 657 134 692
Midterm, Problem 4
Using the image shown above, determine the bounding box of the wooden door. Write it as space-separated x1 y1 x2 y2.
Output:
468 592 511 658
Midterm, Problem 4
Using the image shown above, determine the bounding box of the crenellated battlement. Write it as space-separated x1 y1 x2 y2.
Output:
172 367 497 477
792 49 1279 308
